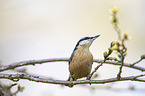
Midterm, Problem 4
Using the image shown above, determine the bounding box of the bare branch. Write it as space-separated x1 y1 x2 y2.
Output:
0 58 68 72
0 58 144 72
0 73 145 87
98 59 145 72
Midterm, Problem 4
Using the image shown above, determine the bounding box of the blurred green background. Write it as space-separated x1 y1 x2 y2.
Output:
0 0 145 96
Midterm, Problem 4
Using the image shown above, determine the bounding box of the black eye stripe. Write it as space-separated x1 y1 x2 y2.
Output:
75 37 91 47
79 37 91 42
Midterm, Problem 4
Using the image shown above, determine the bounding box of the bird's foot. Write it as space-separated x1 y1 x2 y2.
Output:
86 74 92 85
86 74 91 80
68 77 74 87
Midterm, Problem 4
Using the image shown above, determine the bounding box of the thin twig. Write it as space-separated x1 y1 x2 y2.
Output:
117 49 125 79
113 24 122 40
90 61 104 79
90 52 110 79
131 58 143 66
113 23 125 80
111 9 127 80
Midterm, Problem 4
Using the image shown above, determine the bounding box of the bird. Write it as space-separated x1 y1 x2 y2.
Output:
68 35 100 81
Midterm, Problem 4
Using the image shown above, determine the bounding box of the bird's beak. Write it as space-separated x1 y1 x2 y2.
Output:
92 35 100 40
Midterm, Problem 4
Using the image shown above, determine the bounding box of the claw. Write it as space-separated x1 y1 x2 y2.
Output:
86 74 91 80
68 77 74 87
86 74 92 85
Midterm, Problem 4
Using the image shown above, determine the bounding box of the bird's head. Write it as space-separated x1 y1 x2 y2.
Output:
76 35 100 48
69 35 100 64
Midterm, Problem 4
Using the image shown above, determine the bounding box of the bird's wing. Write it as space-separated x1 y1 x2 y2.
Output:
69 47 78 64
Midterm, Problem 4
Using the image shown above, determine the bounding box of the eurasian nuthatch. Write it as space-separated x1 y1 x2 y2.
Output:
68 35 100 81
